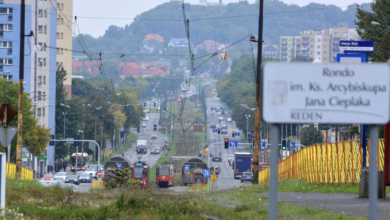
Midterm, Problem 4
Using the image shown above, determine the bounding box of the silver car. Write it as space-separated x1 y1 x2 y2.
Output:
78 172 92 183
85 167 97 178
54 172 67 181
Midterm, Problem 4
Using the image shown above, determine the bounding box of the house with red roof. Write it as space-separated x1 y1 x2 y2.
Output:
72 61 101 76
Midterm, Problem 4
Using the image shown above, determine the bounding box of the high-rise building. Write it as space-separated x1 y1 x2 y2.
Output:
279 27 360 63
3 0 57 174
55 0 73 99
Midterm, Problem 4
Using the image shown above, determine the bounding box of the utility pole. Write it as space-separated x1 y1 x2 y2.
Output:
101 119 104 161
16 0 26 179
253 0 264 184
94 119 97 162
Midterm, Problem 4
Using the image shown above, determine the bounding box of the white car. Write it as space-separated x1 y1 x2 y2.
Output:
143 109 150 114
145 116 149 121
217 112 222 115
85 167 97 178
142 123 147 128
54 172 67 181
227 118 232 122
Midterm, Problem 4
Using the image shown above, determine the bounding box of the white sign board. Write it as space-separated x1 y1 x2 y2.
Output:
261 63 390 124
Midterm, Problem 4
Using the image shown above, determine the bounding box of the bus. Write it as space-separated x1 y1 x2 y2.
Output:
71 153 89 172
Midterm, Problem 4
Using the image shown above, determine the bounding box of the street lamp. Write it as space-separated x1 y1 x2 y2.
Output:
60 103 70 139
371 21 390 29
245 115 250 143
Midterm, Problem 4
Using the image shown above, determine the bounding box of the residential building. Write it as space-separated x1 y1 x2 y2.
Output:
142 34 164 53
55 0 73 99
3 0 57 175
262 45 278 59
196 40 227 53
279 27 359 63
168 38 194 49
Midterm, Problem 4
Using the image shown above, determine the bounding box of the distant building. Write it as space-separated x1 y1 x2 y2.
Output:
279 27 360 63
142 34 164 53
168 38 194 49
72 61 101 76
196 40 228 52
262 45 278 59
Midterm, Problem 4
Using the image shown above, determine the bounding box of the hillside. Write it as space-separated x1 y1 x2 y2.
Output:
72 1 372 58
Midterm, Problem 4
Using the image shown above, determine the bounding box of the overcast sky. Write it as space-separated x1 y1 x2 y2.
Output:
73 0 371 38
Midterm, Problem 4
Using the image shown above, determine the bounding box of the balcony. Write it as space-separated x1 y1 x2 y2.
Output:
301 48 309 51
302 41 310 45
281 51 287 55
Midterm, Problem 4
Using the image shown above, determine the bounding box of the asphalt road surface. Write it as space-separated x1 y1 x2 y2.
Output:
206 96 253 191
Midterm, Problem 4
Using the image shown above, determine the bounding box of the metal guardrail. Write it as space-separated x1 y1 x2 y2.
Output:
258 139 385 185
6 162 33 180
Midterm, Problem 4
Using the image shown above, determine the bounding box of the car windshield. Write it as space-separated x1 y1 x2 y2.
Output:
86 168 95 171
81 173 90 176
134 166 144 179
76 172 85 176
43 174 52 178
56 172 66 176
68 175 77 179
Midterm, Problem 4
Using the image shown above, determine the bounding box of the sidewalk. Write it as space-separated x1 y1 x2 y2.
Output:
255 192 390 219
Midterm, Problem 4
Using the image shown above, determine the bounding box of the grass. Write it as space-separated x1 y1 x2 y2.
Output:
90 134 138 165
193 131 207 149
6 177 363 220
149 108 159 113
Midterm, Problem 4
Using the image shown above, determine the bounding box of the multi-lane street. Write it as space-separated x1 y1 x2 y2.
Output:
206 96 253 191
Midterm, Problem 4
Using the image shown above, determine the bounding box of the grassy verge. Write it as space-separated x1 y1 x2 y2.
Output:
149 137 179 182
90 134 137 165
193 131 207 148
149 108 159 113
6 178 362 220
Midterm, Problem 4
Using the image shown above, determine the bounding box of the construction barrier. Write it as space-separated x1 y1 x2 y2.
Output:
6 162 34 180
258 139 385 185
92 178 104 189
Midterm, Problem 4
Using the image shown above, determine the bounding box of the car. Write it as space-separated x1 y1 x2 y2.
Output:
217 112 222 115
241 172 253 183
151 147 160 154
218 116 224 121
79 172 92 183
228 155 234 165
210 123 216 128
208 111 214 115
76 171 87 178
54 172 67 181
85 167 97 178
141 123 147 128
227 118 232 122
145 116 149 121
221 124 227 129
65 175 80 185
221 111 225 114
52 177 65 183
42 173 54 181
143 109 150 113
150 134 158 140
221 129 227 134
212 153 222 162
88 164 103 172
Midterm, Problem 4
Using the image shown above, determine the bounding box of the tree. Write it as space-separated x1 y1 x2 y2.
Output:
102 60 120 78
300 124 323 146
0 78 51 160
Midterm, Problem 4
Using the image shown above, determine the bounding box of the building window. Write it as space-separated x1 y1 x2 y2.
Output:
317 51 320 55
56 32 60 39
323 51 327 54
37 91 42 100
0 8 12 14
323 45 327 48
61 18 63 25
2 75 11 80
334 32 339 36
323 38 327 41
0 24 12 31
61 33 63 39
343 32 347 36
288 39 291 42
37 108 41 116
38 25 43 33
57 18 60 25
311 45 314 48
311 38 314 42
316 45 320 48
61 48 63 54
0 41 12 48
38 76 42 84
56 62 59 67
61 4 64 10
43 76 46 84
311 51 314 55
57 48 60 54
43 58 46 66
38 9 43 17
316 39 321 42
323 58 326 61
297 39 301 43
44 10 47 18
350 32 354 36
57 3 60 8
282 39 287 42
38 58 43 66
44 26 46 34
0 58 12 65
42 107 45 116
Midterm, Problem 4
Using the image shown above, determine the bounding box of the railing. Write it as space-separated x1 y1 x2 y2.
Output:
258 139 384 185
6 162 34 180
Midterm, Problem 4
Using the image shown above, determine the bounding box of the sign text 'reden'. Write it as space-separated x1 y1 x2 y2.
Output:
261 63 390 124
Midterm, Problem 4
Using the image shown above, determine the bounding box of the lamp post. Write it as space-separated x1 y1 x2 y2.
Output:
60 103 70 139
245 115 250 143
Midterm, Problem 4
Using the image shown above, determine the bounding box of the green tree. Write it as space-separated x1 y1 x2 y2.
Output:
300 124 323 146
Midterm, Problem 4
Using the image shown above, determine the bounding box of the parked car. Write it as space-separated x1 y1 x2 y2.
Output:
221 124 227 129
212 153 222 162
227 118 232 122
54 172 67 181
42 173 54 181
79 172 92 183
241 172 253 183
65 175 80 185
85 167 97 178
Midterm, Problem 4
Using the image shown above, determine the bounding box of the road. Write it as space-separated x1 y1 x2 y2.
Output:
206 96 253 191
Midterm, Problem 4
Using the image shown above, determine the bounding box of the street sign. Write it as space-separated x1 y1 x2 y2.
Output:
259 142 266 148
89 142 96 152
0 126 17 147
236 132 240 136
212 129 217 133
203 169 210 178
337 54 365 63
223 108 226 111
214 107 217 110
229 141 238 147
201 125 204 128
219 53 227 61
97 170 103 177
340 40 373 51
262 63 390 124
116 162 122 168
287 142 296 149
210 173 219 181
184 164 190 173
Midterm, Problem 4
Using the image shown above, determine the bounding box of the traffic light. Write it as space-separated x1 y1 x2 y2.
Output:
143 102 146 107
154 102 156 107
49 135 55 146
220 107 223 110
252 138 255 150
205 144 208 148
74 135 79 146
224 138 229 149
211 107 213 111
282 139 287 151
247 132 251 139
232 131 235 137
154 124 157 131
218 128 220 134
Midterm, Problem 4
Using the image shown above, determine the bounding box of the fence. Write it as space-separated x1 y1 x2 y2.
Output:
258 139 385 185
6 162 34 180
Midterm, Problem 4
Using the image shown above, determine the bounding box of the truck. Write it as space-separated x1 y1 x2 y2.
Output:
136 140 148 154
233 152 252 179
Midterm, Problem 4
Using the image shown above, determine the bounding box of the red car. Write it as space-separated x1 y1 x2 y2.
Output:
42 174 54 181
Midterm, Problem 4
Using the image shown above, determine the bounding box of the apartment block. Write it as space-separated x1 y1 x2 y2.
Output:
3 0 57 175
55 0 72 99
280 27 360 63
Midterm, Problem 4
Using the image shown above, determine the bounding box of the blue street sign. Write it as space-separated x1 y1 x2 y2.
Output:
223 108 226 111
212 129 218 133
116 162 122 168
287 142 296 149
259 142 266 148
230 141 238 147
340 40 373 52
203 169 210 178
184 164 190 172
214 107 217 110
201 125 204 128
337 54 365 63
236 132 240 136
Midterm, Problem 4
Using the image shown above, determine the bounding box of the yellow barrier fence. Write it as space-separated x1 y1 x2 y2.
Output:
259 139 385 185
92 178 104 189
6 162 34 180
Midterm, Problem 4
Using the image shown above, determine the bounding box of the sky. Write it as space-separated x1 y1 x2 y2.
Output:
73 0 371 38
